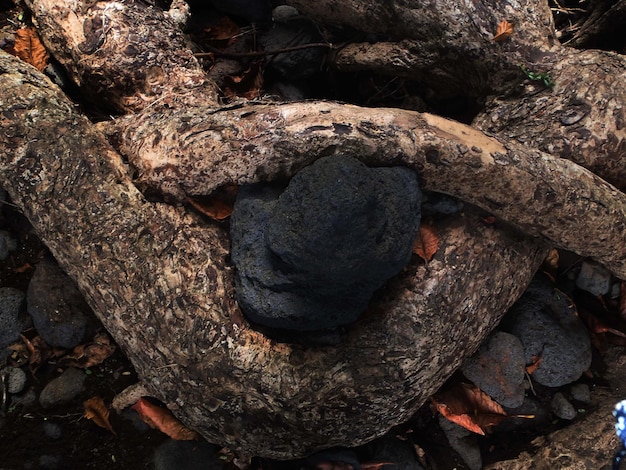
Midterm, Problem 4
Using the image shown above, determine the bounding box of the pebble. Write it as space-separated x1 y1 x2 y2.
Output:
0 229 17 261
550 392 577 420
501 278 591 387
570 383 591 403
462 331 526 408
0 286 29 350
153 439 222 470
576 260 611 296
43 421 63 440
39 367 86 408
439 416 482 470
6 366 27 393
27 255 98 348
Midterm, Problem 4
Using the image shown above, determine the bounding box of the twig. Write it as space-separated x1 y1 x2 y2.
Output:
195 42 332 59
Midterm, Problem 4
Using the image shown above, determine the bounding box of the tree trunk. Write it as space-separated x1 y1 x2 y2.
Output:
0 0 624 459
299 0 626 191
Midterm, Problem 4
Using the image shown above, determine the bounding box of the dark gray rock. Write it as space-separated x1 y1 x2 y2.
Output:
0 287 29 349
550 392 577 420
363 433 425 470
27 255 99 349
0 229 17 261
231 156 421 331
153 439 222 470
5 366 27 394
461 331 526 408
43 421 62 440
261 17 325 80
439 416 482 470
39 367 86 408
570 383 591 403
500 278 592 387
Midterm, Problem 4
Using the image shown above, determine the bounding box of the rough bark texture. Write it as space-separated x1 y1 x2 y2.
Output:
295 0 626 192
1 0 624 460
0 51 547 457
24 0 217 112
107 101 626 279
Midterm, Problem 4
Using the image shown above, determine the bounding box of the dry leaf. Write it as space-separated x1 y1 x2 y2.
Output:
132 397 199 440
13 263 33 273
13 27 49 71
59 332 116 368
224 61 263 100
84 396 116 435
21 334 53 373
432 383 507 435
412 224 439 262
187 184 238 221
525 355 543 374
204 16 241 45
494 20 514 42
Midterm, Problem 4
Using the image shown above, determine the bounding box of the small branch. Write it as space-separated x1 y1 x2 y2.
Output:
195 42 333 59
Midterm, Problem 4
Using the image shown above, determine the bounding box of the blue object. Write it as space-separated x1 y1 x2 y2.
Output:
613 400 626 469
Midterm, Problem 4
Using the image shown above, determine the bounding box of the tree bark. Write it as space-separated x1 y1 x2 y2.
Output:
297 0 626 192
0 51 547 457
1 0 625 459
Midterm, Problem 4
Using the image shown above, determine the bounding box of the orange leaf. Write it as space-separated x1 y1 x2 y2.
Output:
187 184 238 221
204 16 241 45
223 61 264 100
60 333 116 368
412 224 439 262
494 20 514 42
131 397 199 440
431 383 507 435
525 355 543 374
84 396 116 435
13 27 49 71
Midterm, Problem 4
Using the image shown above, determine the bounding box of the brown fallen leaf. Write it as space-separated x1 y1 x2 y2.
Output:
412 224 439 262
132 397 199 440
13 262 33 273
525 355 543 374
84 396 116 435
494 20 514 42
59 332 116 368
204 16 241 45
13 27 49 71
187 184 238 221
224 61 263 100
431 383 508 435
21 333 53 374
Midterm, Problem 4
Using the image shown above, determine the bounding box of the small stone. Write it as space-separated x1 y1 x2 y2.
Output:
0 287 29 349
439 415 482 470
501 277 592 387
462 331 526 408
0 230 16 261
570 383 591 404
27 255 99 348
43 421 62 440
576 260 611 296
551 392 577 420
39 367 86 408
6 366 27 394
153 439 222 470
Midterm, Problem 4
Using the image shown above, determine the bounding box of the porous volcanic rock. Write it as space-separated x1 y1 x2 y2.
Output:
230 155 421 331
